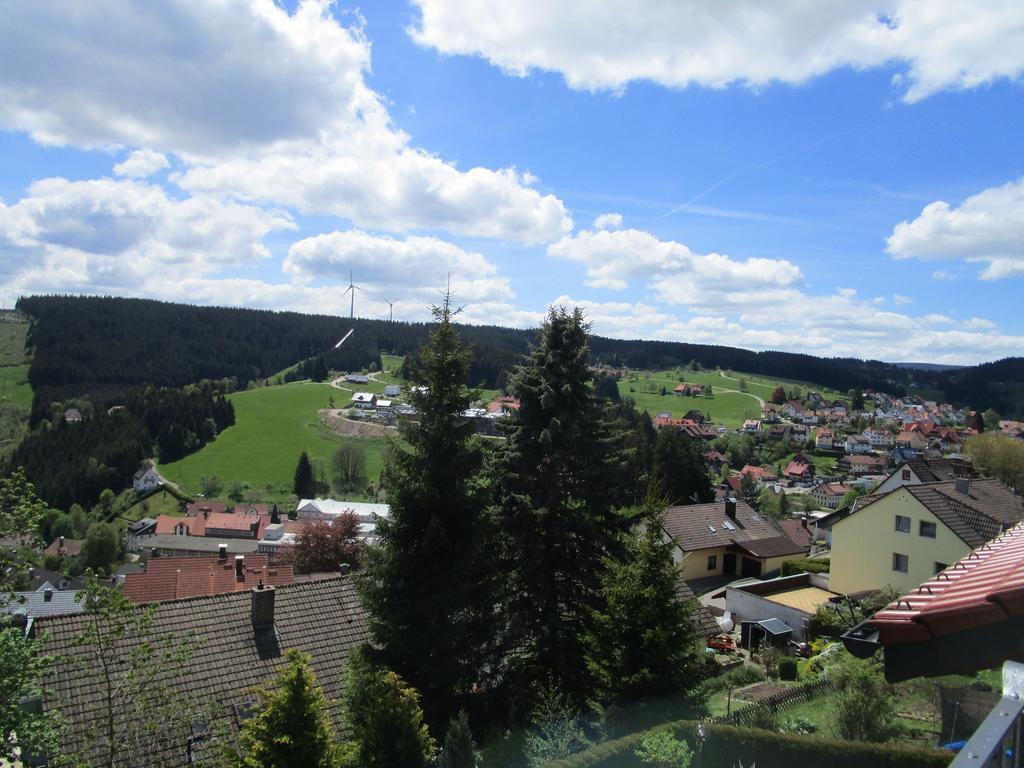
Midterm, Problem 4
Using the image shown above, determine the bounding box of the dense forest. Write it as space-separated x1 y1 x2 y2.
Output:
15 295 1024 417
4 385 234 509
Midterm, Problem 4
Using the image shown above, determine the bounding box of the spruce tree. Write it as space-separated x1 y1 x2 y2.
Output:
293 451 314 498
495 307 628 707
438 711 477 768
585 511 705 707
359 292 499 729
651 429 714 506
230 650 339 768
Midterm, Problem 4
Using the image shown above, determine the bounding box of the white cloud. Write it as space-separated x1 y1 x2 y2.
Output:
892 293 913 305
0 177 294 304
886 177 1024 279
113 149 170 178
548 228 803 298
593 212 623 230
0 0 571 244
410 0 1024 101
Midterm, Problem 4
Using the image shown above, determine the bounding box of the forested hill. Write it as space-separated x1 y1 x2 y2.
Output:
16 295 1024 417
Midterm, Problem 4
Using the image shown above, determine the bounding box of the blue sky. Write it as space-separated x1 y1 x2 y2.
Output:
1 0 1023 364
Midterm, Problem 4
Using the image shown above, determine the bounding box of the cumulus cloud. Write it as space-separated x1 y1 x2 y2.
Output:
593 212 623 230
409 0 1024 101
0 0 571 243
547 228 803 302
113 149 170 178
0 177 294 303
886 177 1024 279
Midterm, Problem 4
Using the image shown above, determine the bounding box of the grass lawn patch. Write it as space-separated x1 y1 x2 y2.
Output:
0 362 32 409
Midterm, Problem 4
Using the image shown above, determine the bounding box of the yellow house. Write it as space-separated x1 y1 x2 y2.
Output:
661 499 807 583
830 478 1024 595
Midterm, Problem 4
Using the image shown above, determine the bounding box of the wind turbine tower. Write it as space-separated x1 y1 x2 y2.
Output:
386 298 397 323
341 270 360 319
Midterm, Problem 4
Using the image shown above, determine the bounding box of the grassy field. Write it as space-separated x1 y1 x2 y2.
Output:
159 382 389 504
0 311 32 409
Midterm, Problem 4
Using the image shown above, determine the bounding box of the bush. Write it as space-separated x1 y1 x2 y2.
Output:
544 721 952 768
702 665 763 695
777 658 797 681
780 559 830 576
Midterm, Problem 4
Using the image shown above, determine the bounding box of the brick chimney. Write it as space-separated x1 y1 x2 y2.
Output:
725 498 737 520
218 543 227 560
251 584 275 631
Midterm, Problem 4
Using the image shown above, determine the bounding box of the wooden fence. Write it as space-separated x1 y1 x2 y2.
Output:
710 677 837 727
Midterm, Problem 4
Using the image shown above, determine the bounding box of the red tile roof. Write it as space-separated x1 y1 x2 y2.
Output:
185 500 228 516
153 514 203 536
122 554 294 604
866 521 1024 645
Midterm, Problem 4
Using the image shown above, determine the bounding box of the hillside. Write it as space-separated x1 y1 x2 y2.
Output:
15 295 1024 417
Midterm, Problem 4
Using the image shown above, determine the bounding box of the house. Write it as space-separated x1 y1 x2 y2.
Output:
203 512 267 540
351 392 376 409
125 518 157 551
257 523 298 561
136 534 259 558
63 408 83 423
862 429 894 450
294 498 390 540
873 456 973 495
739 464 776 485
815 429 834 450
725 572 839 643
741 419 761 433
486 395 520 415
344 373 370 384
704 450 726 472
810 481 853 510
999 420 1024 440
383 384 401 398
829 477 1024 595
38 577 369 766
843 435 872 454
235 503 270 517
673 383 689 396
776 516 815 553
186 500 228 517
122 553 294 604
837 453 885 475
896 430 928 451
132 464 163 493
783 459 814 484
5 583 85 622
660 498 807 581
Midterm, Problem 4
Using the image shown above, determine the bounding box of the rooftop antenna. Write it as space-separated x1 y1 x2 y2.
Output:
385 298 397 323
341 270 360 319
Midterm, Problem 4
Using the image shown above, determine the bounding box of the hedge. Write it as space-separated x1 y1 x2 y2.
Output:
544 721 951 768
780 558 830 576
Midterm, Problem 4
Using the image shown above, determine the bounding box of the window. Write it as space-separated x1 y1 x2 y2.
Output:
895 515 911 533
934 562 948 574
707 555 718 570
901 469 911 480
920 521 937 538
892 553 909 573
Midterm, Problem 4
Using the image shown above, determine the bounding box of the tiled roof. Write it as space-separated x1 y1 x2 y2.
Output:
5 588 85 619
122 555 294 603
904 457 972 483
137 534 259 555
865 479 1023 548
155 514 203 536
776 518 814 551
185 501 228 516
866 521 1024 644
731 535 807 559
661 500 801 556
38 577 369 766
674 578 720 638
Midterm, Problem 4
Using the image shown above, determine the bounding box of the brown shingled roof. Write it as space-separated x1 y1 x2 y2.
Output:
122 554 294 604
39 577 369 766
661 500 802 557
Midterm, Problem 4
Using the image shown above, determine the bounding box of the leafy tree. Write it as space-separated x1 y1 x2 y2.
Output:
65 571 204 768
738 378 748 393
81 521 121 572
756 487 782 518
840 487 866 509
983 408 1002 431
850 388 864 411
285 514 361 573
651 429 714 506
0 467 46 593
360 293 500 729
770 386 786 404
229 649 340 768
522 682 589 768
967 432 1024 490
228 480 247 501
294 451 315 498
494 307 630 706
0 628 62 762
739 472 758 508
635 729 693 768
331 442 368 494
437 711 477 768
585 511 705 707
200 474 223 497
828 655 900 742
342 648 434 768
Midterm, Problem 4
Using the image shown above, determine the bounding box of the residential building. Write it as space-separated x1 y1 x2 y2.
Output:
125 518 157 551
38 577 369 766
829 477 1024 595
783 459 814 484
725 572 840 643
815 429 834 451
122 553 293 603
873 456 973 495
294 498 389 540
132 464 163 493
837 453 885 475
383 383 401 398
810 481 852 510
350 392 376 409
661 498 806 581
4 583 85 623
135 534 258 558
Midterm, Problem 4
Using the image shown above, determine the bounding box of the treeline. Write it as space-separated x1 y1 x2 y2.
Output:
16 295 1024 416
4 385 234 509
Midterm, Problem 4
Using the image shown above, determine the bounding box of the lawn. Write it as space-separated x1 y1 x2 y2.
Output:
159 382 389 504
0 311 32 410
0 362 32 409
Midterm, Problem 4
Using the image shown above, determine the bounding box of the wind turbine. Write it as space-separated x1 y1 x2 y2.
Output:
385 298 397 323
341 270 360 319
334 328 354 349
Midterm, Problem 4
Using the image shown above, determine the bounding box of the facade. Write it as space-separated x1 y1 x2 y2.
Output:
132 465 163 493
725 573 839 643
350 392 376 408
829 478 1024 595
873 456 973 495
810 481 852 510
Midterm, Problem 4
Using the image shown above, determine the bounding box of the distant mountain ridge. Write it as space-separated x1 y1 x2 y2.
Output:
15 295 1024 418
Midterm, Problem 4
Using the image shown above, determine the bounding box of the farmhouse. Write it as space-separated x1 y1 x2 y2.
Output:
132 464 163 493
351 392 376 409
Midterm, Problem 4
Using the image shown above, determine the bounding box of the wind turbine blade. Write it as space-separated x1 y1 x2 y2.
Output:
334 328 355 348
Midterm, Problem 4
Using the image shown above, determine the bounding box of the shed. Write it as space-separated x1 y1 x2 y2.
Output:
741 617 793 651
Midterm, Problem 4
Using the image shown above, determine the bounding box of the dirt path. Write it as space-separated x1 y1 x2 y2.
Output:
716 370 766 407
319 409 397 437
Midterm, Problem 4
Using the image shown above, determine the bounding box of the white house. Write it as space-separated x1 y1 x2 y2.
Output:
351 392 376 409
294 498 391 541
132 465 163 493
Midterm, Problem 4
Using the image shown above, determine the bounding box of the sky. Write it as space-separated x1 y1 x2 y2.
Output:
1 1 1023 365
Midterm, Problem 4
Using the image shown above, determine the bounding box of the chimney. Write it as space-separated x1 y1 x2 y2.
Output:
725 498 737 520
801 513 809 530
43 587 53 602
203 509 209 520
339 563 351 575
251 585 275 631
235 555 245 580
955 477 971 496
218 543 227 560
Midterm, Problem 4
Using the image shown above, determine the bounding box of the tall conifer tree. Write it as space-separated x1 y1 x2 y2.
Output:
293 450 314 498
495 307 628 707
359 291 498 729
